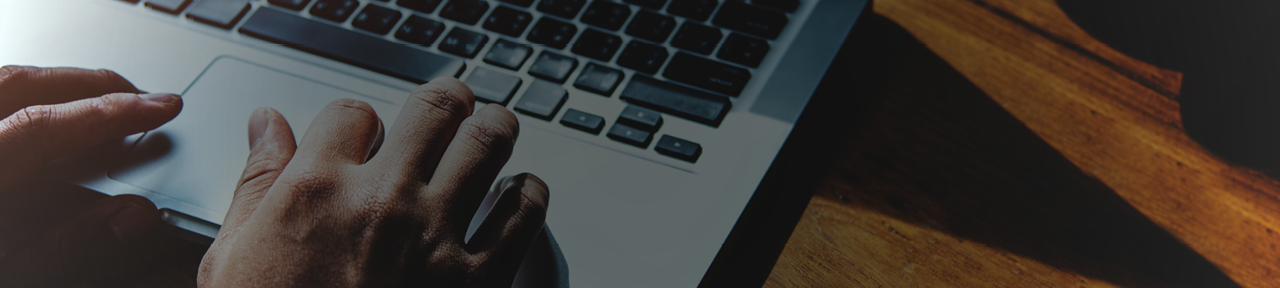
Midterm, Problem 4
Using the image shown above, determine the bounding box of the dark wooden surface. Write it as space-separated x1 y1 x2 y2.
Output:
766 0 1280 287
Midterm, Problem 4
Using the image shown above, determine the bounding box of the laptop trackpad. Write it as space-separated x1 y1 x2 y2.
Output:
109 57 402 219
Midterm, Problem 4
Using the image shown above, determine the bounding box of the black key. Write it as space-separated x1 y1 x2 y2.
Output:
440 0 490 25
268 0 309 10
500 0 535 7
514 80 568 120
620 74 730 126
712 1 787 39
240 8 466 83
617 105 662 130
483 6 533 37
484 39 533 70
625 11 676 43
439 28 489 58
718 33 769 67
666 0 717 21
617 41 668 74
310 0 360 23
753 0 798 12
574 63 623 96
352 5 402 35
624 0 666 9
186 0 250 29
397 0 443 13
670 22 721 55
580 1 631 31
122 0 141 3
655 135 701 162
607 123 652 148
526 18 578 49
395 16 446 45
571 29 623 61
145 0 191 14
536 0 587 19
528 52 578 83
465 67 522 105
663 52 749 96
560 109 605 134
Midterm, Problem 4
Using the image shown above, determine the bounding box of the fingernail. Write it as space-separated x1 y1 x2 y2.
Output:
503 173 530 193
140 93 180 104
108 204 154 242
249 107 270 149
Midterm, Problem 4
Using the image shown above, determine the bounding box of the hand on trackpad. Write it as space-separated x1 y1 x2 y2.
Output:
111 57 566 287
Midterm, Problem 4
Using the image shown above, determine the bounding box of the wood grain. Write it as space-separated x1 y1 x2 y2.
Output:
768 0 1280 287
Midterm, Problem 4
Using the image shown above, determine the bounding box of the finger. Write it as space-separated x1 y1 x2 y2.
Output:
467 173 549 271
221 108 297 234
0 66 142 116
0 92 182 191
291 99 383 168
0 194 160 288
424 104 519 235
372 77 474 183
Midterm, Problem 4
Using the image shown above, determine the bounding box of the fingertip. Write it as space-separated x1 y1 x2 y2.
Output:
249 107 270 149
518 173 549 209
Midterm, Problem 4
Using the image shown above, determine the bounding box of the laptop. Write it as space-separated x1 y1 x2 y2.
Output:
0 0 864 286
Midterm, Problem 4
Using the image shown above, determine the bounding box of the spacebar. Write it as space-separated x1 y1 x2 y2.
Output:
239 8 465 83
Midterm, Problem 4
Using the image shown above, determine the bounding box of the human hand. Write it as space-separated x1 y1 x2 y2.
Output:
198 77 550 287
0 66 183 287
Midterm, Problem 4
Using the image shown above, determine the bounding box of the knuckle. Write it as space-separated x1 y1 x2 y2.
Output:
0 65 33 84
408 82 472 118
327 98 378 118
7 105 53 139
277 167 339 202
458 116 517 150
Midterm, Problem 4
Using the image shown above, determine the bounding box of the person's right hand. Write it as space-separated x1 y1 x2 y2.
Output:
198 77 550 287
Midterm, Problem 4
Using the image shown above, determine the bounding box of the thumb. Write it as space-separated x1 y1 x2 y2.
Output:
0 194 160 288
0 92 182 191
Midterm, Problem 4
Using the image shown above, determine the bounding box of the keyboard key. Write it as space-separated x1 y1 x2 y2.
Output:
712 1 787 39
571 29 623 61
670 22 721 55
624 0 666 9
618 105 662 131
718 33 769 67
465 67 522 105
560 109 605 134
753 0 799 12
536 0 587 19
395 16 446 45
484 39 533 70
620 74 730 126
440 0 490 25
607 123 652 148
145 0 191 14
186 0 250 29
526 18 578 49
240 8 466 83
499 0 535 7
580 1 631 31
666 0 717 21
483 6 533 37
514 80 569 120
663 52 749 96
625 10 677 43
439 28 489 58
310 0 360 23
397 0 443 13
268 0 310 11
528 52 578 83
574 63 623 96
655 135 701 162
352 5 402 35
617 41 668 74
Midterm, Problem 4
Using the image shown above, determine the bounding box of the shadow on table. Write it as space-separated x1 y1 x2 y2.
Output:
822 12 1240 288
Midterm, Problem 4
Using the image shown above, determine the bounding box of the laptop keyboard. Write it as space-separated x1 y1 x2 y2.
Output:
120 0 797 164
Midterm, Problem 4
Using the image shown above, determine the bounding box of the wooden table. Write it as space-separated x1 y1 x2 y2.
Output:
763 0 1280 287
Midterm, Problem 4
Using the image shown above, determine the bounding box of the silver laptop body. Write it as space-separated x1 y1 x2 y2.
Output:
0 0 864 286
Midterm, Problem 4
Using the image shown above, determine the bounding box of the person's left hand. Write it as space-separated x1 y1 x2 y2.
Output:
0 66 184 287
